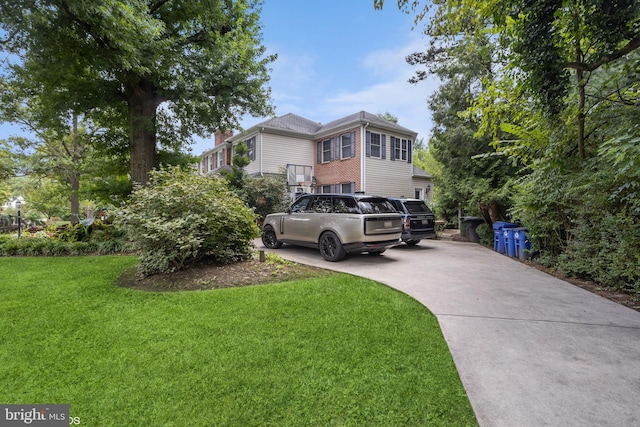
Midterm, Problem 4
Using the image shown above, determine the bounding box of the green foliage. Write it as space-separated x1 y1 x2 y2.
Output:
243 174 289 219
0 219 128 256
558 211 640 292
511 149 640 293
389 0 640 294
0 0 276 184
225 142 250 192
117 166 259 276
0 141 15 203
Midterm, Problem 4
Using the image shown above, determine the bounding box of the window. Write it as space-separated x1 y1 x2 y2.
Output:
391 137 411 161
311 196 332 213
290 196 312 213
340 132 355 159
333 197 359 214
318 139 332 163
209 155 214 171
244 136 256 161
217 149 225 168
369 133 381 158
319 184 333 194
286 164 313 186
414 188 423 200
366 131 386 159
338 182 355 194
357 198 397 214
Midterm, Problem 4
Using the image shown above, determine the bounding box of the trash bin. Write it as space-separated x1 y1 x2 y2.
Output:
513 228 532 260
503 228 517 257
461 216 484 243
493 222 518 254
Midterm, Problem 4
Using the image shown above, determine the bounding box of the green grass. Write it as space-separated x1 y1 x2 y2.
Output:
0 257 477 426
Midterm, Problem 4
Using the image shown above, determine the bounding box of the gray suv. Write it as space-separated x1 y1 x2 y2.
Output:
387 198 436 245
261 194 402 261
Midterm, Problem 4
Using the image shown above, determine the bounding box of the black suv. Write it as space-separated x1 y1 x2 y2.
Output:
386 198 436 245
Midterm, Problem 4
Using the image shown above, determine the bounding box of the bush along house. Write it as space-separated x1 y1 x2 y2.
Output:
196 111 433 202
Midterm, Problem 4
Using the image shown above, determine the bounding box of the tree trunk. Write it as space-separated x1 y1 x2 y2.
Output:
70 114 80 224
575 48 586 160
70 171 80 224
127 79 158 185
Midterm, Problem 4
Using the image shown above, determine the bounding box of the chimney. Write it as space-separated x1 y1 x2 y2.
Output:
215 130 234 147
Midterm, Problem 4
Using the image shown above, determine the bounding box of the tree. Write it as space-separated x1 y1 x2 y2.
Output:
0 141 16 204
377 112 399 123
376 0 640 160
224 141 250 192
0 0 275 184
12 114 95 224
22 177 68 222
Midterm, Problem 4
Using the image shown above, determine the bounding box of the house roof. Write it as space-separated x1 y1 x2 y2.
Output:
412 165 432 179
254 113 323 134
228 110 418 143
317 111 416 137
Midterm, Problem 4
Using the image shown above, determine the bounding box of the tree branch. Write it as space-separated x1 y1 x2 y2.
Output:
566 36 640 72
148 0 171 14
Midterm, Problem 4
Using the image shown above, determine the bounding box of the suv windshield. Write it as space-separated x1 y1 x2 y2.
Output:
403 201 433 214
358 198 397 214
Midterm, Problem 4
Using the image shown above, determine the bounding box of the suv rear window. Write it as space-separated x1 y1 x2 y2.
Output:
358 198 397 214
403 201 433 214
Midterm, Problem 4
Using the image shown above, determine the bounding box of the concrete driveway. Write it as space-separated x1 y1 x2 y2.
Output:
256 238 640 427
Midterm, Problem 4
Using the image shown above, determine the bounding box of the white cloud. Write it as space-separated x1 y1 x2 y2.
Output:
194 34 441 154
321 36 439 141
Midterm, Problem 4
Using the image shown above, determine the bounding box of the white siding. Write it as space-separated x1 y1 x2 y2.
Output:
246 132 315 176
363 127 416 197
365 157 414 197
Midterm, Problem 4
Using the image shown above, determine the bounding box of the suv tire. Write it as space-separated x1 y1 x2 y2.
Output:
261 225 283 249
319 231 346 262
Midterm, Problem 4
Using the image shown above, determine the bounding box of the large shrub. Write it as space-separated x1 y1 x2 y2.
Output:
117 167 260 276
243 175 290 220
511 152 640 294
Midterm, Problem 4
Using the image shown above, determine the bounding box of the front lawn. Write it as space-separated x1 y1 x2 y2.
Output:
0 256 477 426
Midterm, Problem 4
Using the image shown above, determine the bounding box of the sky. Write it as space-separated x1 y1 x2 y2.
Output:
213 0 440 155
0 0 440 155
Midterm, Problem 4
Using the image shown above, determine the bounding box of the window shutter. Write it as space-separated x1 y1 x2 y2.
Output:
407 140 412 163
350 132 356 157
381 134 386 159
350 182 355 193
317 141 322 164
334 137 340 160
330 138 335 161
365 131 371 157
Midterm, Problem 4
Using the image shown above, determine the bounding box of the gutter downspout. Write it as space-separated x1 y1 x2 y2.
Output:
361 122 369 193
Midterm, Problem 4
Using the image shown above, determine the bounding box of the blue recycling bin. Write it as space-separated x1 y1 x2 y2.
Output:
493 222 518 254
514 228 532 260
503 228 517 257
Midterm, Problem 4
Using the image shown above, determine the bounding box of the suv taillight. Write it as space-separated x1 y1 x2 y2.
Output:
404 218 411 229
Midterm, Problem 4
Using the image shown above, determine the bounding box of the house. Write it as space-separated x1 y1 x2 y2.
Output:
196 111 433 202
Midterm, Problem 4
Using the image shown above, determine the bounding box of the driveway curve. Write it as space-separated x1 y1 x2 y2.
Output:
256 238 640 427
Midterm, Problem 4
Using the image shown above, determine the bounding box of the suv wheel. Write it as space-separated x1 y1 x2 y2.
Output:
261 225 283 249
318 231 346 262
